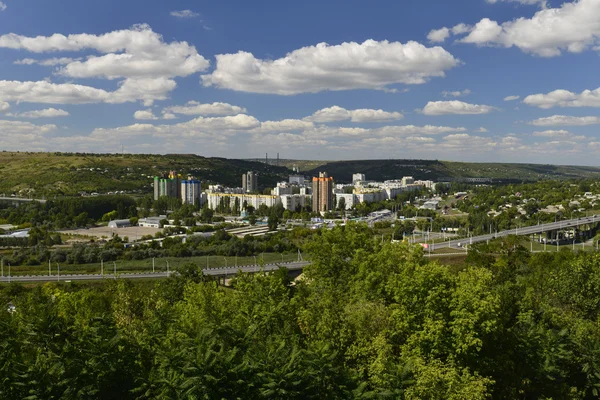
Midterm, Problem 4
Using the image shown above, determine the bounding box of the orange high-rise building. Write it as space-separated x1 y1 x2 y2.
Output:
312 172 334 212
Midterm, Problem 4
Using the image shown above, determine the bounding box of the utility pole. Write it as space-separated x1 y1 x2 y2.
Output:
101 259 104 276
57 263 60 282
152 258 155 273
8 263 10 284
167 261 170 277
113 262 116 279
49 260 51 276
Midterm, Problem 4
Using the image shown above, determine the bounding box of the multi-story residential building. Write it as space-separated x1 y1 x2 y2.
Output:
335 193 356 210
401 176 415 186
280 194 310 211
352 173 366 184
207 193 281 211
312 172 334 213
181 178 202 206
242 171 258 193
153 171 181 200
289 175 306 186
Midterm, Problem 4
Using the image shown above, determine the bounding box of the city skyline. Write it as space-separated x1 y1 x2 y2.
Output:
1 0 600 165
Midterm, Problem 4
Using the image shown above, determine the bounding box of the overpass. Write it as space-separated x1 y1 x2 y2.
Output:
430 215 600 250
0 261 311 283
0 196 46 204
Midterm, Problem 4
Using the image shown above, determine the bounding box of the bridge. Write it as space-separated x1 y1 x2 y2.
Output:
430 215 600 250
0 261 311 283
0 196 46 204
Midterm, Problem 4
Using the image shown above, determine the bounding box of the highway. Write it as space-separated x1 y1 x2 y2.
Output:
0 261 311 283
431 215 600 250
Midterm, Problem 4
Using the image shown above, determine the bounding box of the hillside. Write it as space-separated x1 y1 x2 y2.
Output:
299 159 600 183
0 152 291 197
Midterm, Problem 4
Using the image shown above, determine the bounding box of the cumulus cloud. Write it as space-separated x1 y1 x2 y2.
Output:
201 39 459 94
134 109 158 120
0 101 9 112
486 0 547 6
377 125 467 135
0 2 5 11
441 89 471 97
475 127 488 132
164 101 247 116
15 57 79 66
532 129 571 137
0 25 209 80
523 88 600 108
427 27 450 43
305 106 403 123
451 0 600 57
0 78 176 105
170 10 200 18
0 119 57 135
7 108 69 118
529 115 600 126
504 95 520 101
422 100 496 115
253 119 315 133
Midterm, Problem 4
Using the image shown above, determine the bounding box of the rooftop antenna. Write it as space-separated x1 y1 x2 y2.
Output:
265 152 268 165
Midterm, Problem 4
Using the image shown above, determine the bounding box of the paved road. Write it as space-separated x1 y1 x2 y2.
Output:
431 215 600 250
0 261 311 283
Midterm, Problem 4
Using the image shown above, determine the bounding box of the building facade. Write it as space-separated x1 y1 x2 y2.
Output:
181 179 202 206
352 173 366 184
153 170 181 200
312 172 334 213
207 193 281 211
242 171 258 193
280 194 310 211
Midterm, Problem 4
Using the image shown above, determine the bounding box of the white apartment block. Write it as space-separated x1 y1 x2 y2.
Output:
207 193 281 210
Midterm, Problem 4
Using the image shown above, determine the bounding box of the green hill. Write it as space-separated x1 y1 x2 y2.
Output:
0 152 291 197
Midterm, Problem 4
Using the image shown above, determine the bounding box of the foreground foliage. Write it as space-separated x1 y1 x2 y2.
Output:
1 224 600 398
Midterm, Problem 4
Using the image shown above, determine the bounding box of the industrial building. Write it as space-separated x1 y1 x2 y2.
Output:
312 172 334 213
242 171 258 193
108 219 132 228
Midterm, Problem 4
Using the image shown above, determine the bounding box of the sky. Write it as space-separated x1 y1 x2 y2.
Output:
1 0 600 165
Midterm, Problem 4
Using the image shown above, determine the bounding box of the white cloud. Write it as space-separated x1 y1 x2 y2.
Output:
0 78 176 105
305 105 403 123
162 113 177 120
475 127 488 132
0 119 57 135
486 0 547 7
0 101 9 112
0 25 209 80
427 27 450 43
134 109 158 120
15 57 79 66
532 129 571 137
170 10 200 18
523 88 600 108
441 89 471 97
377 125 467 135
201 39 459 94
254 119 315 133
452 23 472 35
164 101 247 116
7 108 69 118
453 0 600 57
529 115 600 126
504 95 520 101
422 100 496 115
0 2 6 11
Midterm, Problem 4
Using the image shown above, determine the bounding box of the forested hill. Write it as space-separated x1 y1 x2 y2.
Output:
0 152 291 197
300 159 600 183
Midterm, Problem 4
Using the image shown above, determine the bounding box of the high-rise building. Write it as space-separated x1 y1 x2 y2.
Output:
352 173 366 184
402 176 415 186
242 171 258 193
312 172 334 213
181 178 202 206
153 170 181 200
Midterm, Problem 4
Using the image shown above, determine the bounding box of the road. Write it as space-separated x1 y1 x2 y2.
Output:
0 261 311 283
431 215 600 250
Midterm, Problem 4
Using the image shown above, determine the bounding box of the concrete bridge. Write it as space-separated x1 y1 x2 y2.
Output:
430 215 600 250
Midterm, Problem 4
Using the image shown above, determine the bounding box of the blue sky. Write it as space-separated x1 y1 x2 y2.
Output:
1 0 600 165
